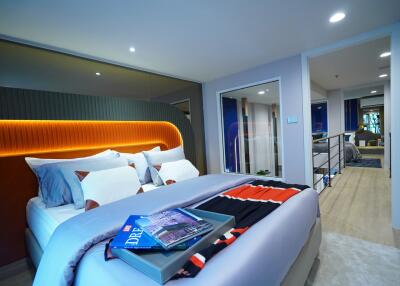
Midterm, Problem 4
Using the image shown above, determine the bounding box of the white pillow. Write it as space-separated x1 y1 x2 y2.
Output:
119 146 160 184
76 165 142 211
26 149 119 199
156 159 199 185
143 145 185 186
25 149 117 170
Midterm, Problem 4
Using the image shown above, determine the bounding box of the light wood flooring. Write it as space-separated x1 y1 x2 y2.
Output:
320 155 400 249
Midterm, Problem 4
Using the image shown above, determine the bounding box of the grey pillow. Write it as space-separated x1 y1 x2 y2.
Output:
35 156 128 208
143 146 185 186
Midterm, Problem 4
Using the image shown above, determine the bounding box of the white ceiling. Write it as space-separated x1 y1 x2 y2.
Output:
222 81 279 105
1 1 400 83
344 85 384 100
310 37 391 90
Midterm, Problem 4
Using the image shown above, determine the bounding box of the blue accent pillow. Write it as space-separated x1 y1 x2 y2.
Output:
36 156 128 208
120 146 160 184
34 166 72 208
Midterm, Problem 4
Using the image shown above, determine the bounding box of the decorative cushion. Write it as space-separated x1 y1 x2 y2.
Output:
156 159 199 185
119 146 160 184
75 165 143 211
35 156 128 208
143 146 185 186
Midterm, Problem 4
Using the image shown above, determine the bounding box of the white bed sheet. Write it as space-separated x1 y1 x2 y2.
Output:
27 183 159 250
141 183 158 193
26 197 84 250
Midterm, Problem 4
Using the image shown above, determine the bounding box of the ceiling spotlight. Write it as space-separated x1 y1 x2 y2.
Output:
258 90 265 95
129 46 136 53
329 12 346 23
95 72 101 76
370 90 377 94
379 73 388 78
380 51 391 58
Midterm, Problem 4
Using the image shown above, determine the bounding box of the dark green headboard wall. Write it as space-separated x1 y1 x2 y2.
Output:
0 86 198 170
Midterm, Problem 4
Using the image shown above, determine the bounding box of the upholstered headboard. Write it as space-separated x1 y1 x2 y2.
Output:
0 120 183 266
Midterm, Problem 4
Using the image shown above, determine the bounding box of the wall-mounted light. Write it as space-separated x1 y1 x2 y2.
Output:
379 73 388 78
258 90 265 95
95 72 101 76
370 90 377 94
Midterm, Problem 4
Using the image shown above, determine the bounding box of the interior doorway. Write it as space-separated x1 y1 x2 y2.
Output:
302 32 398 248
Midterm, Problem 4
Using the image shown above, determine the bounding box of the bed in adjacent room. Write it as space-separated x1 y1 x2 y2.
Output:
0 120 321 286
313 141 361 164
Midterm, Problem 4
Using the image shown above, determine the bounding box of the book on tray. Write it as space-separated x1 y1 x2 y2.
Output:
110 215 201 251
136 208 214 250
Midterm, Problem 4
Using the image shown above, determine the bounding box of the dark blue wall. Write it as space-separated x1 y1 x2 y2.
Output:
311 102 327 133
222 97 240 172
345 99 359 131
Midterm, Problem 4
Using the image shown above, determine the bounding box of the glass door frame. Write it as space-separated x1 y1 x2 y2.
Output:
216 77 285 179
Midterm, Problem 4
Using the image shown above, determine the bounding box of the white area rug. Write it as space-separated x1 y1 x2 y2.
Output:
308 232 400 286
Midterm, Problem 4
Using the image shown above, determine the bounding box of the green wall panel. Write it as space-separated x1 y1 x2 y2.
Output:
0 86 197 167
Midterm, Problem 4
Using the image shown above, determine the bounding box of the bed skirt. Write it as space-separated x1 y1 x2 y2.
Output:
25 228 42 269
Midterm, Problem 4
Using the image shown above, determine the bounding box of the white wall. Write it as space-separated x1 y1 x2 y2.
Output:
203 55 306 184
384 82 391 170
360 96 384 107
391 27 400 229
311 81 327 102
327 89 345 136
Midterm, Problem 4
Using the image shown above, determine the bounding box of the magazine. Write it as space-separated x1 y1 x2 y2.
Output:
136 208 213 250
110 215 200 250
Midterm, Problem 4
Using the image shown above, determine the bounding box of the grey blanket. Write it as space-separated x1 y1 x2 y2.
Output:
33 174 318 286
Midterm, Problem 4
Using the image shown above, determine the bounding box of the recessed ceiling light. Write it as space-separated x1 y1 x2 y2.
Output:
258 90 265 95
379 73 388 78
265 89 270 92
129 46 136 53
370 90 377 94
95 72 101 76
329 12 346 23
380 51 391 58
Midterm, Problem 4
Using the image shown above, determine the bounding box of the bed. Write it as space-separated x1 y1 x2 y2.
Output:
25 183 159 267
0 120 320 286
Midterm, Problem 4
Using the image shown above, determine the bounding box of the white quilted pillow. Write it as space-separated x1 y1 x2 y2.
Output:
75 165 143 211
156 159 199 185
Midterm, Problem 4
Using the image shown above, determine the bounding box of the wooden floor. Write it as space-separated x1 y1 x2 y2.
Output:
320 155 400 249
0 259 34 286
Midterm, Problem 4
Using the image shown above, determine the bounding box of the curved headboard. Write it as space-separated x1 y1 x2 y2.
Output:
0 120 183 266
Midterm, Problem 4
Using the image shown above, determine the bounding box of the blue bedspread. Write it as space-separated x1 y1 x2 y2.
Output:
33 174 318 286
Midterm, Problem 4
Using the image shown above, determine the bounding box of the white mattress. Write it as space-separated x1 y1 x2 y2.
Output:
26 183 159 250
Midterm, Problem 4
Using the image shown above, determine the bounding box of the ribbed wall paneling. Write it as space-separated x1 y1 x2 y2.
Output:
0 86 197 166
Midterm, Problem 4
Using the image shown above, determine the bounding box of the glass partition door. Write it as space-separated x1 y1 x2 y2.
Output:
220 80 282 177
